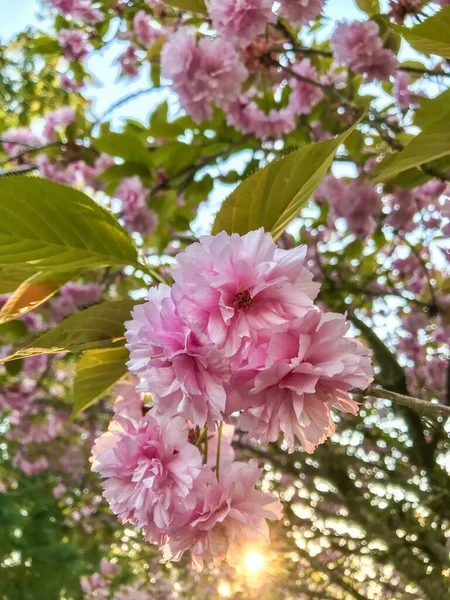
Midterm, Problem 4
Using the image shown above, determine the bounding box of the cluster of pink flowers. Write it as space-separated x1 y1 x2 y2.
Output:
133 10 163 47
314 175 381 237
115 176 158 236
1 128 43 157
91 229 373 569
330 21 397 81
206 0 323 45
49 282 102 320
161 29 248 122
50 0 103 24
43 106 76 141
58 29 90 61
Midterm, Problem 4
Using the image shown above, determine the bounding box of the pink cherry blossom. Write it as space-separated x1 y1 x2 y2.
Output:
50 282 101 319
161 29 247 122
207 0 275 47
36 154 78 185
288 59 324 115
388 0 425 23
113 381 145 420
2 128 43 157
385 188 417 231
170 229 319 358
330 21 397 82
91 412 202 535
118 45 140 77
43 106 76 142
163 460 282 570
393 71 419 109
239 309 373 452
227 97 296 139
125 284 230 427
277 0 324 26
133 10 162 47
58 29 90 61
115 176 158 236
13 453 50 476
74 153 115 190
50 0 103 23
60 74 85 92
100 558 122 577
52 483 67 499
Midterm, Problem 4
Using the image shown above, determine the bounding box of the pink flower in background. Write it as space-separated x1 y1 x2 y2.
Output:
23 354 48 376
43 107 76 142
330 21 397 81
161 29 247 122
393 72 419 109
36 154 78 185
227 97 296 139
74 153 115 190
240 309 373 452
60 74 85 92
118 45 140 77
288 59 324 114
171 229 319 358
13 453 50 476
315 176 381 237
2 128 43 157
385 188 417 231
388 0 425 23
125 284 230 427
133 10 162 47
163 460 282 570
100 558 122 577
207 0 275 46
50 0 103 23
58 29 89 61
52 483 67 499
115 176 157 236
91 412 202 535
277 0 324 26
50 282 101 319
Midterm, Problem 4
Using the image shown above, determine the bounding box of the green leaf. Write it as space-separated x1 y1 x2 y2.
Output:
373 113 450 181
0 270 81 324
355 0 380 16
414 88 450 130
388 7 450 59
0 268 33 293
0 176 137 272
0 300 137 362
93 132 151 167
4 359 23 377
163 0 206 13
72 347 129 415
97 163 151 182
212 119 361 240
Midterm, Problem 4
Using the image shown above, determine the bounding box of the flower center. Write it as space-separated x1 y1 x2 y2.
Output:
234 289 254 311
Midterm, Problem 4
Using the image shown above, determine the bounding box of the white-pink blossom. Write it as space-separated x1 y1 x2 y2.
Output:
277 0 324 26
207 0 275 46
58 29 90 61
161 29 247 122
330 21 397 81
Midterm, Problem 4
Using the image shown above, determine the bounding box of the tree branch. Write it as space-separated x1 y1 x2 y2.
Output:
354 385 450 417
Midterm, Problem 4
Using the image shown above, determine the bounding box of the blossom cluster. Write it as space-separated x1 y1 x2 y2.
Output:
91 229 373 569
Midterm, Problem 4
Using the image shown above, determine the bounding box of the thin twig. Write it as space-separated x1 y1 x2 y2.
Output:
354 385 450 417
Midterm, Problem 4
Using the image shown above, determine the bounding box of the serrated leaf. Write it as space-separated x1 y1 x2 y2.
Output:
212 119 361 240
1 300 136 362
387 7 450 59
0 270 81 324
164 0 206 13
93 132 151 167
373 113 450 181
0 176 137 272
72 346 129 415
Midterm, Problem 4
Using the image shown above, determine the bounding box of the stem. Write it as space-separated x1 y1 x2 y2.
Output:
354 385 450 417
215 421 223 481
204 424 209 465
